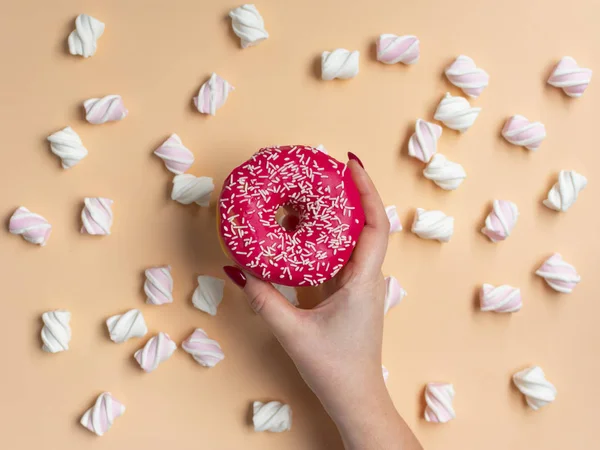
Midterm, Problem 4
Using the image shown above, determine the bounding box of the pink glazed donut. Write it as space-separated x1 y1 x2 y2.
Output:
218 145 365 286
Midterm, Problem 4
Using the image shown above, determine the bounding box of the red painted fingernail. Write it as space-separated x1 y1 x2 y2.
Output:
223 266 247 288
347 152 364 169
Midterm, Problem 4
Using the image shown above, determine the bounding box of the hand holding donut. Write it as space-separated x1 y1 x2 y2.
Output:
222 152 421 450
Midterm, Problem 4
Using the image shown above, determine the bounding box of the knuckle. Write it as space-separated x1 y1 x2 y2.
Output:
248 291 269 313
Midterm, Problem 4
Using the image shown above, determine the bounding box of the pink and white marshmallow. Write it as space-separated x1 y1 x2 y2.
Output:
194 73 234 116
81 197 114 235
543 170 587 212
384 276 407 314
547 56 592 98
445 55 489 98
154 134 194 174
481 200 519 243
376 34 420 65
480 284 522 313
408 119 442 163
134 332 177 373
536 253 581 294
181 328 225 368
502 115 546 151
424 383 456 423
144 266 174 305
382 365 390 383
80 392 125 436
9 206 52 246
84 95 128 125
385 205 402 233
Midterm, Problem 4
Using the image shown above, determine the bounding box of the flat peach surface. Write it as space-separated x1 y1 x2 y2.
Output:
1 0 599 448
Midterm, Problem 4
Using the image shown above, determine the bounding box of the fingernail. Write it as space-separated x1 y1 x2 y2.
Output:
223 266 247 288
347 152 364 169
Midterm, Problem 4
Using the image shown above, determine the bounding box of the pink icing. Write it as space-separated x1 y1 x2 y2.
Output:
84 95 128 125
481 200 518 242
408 120 442 163
80 393 125 436
502 115 546 151
193 73 234 115
154 134 194 174
219 145 365 286
376 35 419 64
445 55 489 98
9 206 52 246
548 57 592 97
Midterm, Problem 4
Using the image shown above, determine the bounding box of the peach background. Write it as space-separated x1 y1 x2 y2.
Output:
1 0 599 448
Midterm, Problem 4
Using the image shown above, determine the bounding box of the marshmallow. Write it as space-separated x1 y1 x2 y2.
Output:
192 275 225 316
384 276 407 314
80 392 125 436
41 310 71 353
382 365 390 383
171 174 214 206
144 266 174 305
182 328 224 368
481 200 519 242
154 134 194 175
423 154 466 190
536 253 580 294
501 115 546 151
273 283 299 306
547 56 592 98
480 284 522 313
411 208 454 243
229 4 269 48
321 49 359 80
9 206 52 246
513 366 557 410
193 73 234 116
434 92 481 132
315 144 328 154
81 197 114 235
106 309 147 343
68 14 105 58
408 119 443 163
424 383 456 423
445 55 489 98
84 95 128 125
376 34 420 65
253 401 292 432
134 332 177 373
543 170 587 212
47 126 88 169
385 205 403 233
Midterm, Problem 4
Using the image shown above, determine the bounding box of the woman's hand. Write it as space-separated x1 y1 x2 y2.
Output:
223 153 422 450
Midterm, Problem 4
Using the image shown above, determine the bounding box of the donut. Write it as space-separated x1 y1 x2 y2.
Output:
218 145 365 286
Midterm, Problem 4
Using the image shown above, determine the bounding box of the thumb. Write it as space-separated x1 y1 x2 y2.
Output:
223 266 299 336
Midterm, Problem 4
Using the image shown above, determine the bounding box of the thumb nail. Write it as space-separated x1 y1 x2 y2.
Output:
347 152 364 169
223 266 247 288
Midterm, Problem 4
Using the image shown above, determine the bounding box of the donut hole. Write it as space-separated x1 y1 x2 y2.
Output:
275 205 301 232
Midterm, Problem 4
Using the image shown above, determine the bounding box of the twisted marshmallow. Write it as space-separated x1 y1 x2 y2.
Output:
194 73 234 116
321 49 359 80
408 119 442 163
382 365 390 383
315 144 328 154
480 284 522 313
84 95 128 125
47 126 88 169
445 55 489 98
144 266 173 305
171 174 214 206
536 253 580 294
423 154 466 190
134 332 177 373
513 366 557 410
41 310 71 353
434 92 481 132
253 401 292 432
68 14 105 58
192 275 225 316
424 383 456 423
106 309 147 343
547 56 592 98
384 276 407 314
81 197 114 235
481 200 519 242
229 4 269 48
411 208 454 243
154 134 194 174
182 328 225 368
376 34 420 65
543 170 587 212
273 283 299 306
80 392 125 436
386 205 403 233
501 115 546 151
9 206 52 246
